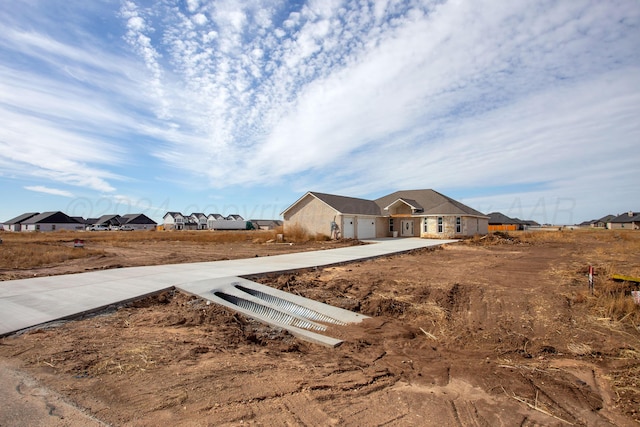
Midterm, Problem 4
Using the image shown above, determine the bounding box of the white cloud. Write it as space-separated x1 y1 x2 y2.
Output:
25 186 74 198
1 0 638 223
192 13 208 25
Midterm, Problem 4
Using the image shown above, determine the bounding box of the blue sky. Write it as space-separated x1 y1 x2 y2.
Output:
1 0 638 225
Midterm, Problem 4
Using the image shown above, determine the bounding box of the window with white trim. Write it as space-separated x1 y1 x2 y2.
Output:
437 217 443 233
456 217 461 233
389 218 394 232
423 218 428 233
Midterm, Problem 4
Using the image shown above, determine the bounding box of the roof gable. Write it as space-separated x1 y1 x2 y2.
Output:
22 211 80 224
164 212 184 219
120 213 157 225
94 214 122 225
376 190 486 217
384 198 423 212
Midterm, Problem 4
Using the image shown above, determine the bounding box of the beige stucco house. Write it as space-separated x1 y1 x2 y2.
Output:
281 189 488 239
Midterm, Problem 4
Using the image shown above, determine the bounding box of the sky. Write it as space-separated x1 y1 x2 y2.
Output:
0 0 639 225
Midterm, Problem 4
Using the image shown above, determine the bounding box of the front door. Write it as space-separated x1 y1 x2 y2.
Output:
401 219 414 236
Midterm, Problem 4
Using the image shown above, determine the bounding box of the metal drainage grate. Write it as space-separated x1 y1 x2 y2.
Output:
234 283 346 326
214 292 326 331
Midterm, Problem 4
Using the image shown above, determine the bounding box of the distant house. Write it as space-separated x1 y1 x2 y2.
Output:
70 216 88 227
120 213 157 230
488 212 523 231
93 214 123 229
2 212 39 232
163 212 185 230
250 219 283 230
282 189 488 239
163 212 246 230
595 215 615 229
189 213 208 230
609 212 640 230
578 214 616 229
518 219 540 229
21 211 84 232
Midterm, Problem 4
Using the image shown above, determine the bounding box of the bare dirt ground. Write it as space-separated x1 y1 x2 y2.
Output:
1 230 639 426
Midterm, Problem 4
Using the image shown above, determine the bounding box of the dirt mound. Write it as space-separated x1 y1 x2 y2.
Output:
464 231 524 246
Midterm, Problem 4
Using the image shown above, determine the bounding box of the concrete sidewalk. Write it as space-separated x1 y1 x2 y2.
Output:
0 238 455 336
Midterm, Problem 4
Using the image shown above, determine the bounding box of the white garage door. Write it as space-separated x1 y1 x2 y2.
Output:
357 218 376 239
342 216 355 239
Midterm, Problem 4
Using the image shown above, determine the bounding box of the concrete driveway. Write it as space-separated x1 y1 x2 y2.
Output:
0 238 455 337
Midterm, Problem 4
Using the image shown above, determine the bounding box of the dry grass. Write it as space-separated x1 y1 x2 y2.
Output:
0 229 277 270
0 241 106 269
283 223 311 243
525 229 640 326
0 227 337 270
0 229 279 245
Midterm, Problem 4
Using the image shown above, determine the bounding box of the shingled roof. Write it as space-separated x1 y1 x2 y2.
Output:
610 212 640 223
21 211 81 224
375 190 486 217
3 212 39 224
487 212 521 225
307 192 382 216
120 213 157 225
284 189 486 217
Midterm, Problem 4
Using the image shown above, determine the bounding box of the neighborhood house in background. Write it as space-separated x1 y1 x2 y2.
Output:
282 189 490 239
487 212 540 231
608 212 640 230
1 212 157 232
162 212 248 230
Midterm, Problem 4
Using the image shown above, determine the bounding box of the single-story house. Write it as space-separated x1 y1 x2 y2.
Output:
119 213 157 230
609 212 640 230
595 215 615 229
70 216 89 227
517 219 540 229
282 189 488 239
21 211 85 232
488 212 523 231
578 214 615 229
2 212 39 232
250 219 283 230
93 214 123 229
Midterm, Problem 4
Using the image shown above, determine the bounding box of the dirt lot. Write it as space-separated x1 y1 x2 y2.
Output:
1 230 639 426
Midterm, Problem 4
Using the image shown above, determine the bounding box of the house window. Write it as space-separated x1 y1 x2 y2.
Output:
389 218 394 232
456 217 461 233
35 225 40 231
52 225 56 231
437 217 443 233
423 218 428 233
